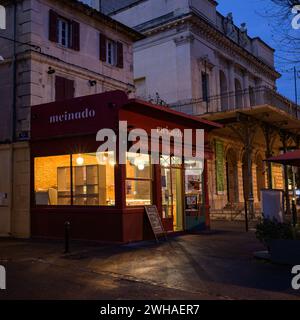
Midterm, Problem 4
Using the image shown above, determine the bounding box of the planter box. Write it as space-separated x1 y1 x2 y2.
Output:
269 240 300 265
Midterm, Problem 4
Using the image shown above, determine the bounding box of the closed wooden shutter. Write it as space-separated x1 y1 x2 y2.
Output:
116 42 124 68
71 20 80 51
65 78 75 100
99 34 107 62
49 10 58 43
55 76 74 101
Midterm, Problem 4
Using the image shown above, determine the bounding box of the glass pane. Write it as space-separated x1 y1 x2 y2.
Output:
72 153 115 206
171 156 182 167
160 155 170 168
126 180 152 206
184 160 204 209
126 153 151 179
161 167 172 219
34 155 71 206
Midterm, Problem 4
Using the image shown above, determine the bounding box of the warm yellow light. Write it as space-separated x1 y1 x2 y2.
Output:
76 156 84 166
138 163 145 171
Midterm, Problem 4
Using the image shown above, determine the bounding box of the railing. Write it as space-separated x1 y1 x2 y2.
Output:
169 86 300 119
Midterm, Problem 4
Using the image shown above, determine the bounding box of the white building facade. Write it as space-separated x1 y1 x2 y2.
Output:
107 0 300 220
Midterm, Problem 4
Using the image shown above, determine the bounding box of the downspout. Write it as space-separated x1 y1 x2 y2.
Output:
9 0 17 236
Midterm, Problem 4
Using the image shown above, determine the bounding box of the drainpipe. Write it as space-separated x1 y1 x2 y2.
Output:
9 0 17 236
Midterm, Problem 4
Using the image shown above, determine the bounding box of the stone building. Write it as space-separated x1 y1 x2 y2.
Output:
105 0 300 220
0 0 141 237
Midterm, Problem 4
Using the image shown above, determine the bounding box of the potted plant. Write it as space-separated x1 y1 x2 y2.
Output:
256 219 300 265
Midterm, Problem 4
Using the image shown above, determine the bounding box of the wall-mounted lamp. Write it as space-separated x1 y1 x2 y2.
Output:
0 56 4 62
89 80 97 87
47 67 56 75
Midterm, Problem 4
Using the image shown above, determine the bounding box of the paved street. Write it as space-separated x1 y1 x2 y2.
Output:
0 221 299 300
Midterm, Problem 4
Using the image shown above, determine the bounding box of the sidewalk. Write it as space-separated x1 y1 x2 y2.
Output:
0 221 299 300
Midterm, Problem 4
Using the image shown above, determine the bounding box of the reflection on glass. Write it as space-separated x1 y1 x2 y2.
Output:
126 153 152 206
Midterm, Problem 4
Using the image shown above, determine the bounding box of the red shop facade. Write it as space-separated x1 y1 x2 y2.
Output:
30 91 221 243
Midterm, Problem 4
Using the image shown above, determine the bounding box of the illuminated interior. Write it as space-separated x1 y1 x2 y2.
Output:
126 153 152 206
161 156 204 231
34 152 115 206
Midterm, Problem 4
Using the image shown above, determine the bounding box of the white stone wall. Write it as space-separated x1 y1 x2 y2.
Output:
112 0 277 109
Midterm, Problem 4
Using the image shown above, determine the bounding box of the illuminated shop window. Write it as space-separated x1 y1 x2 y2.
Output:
34 152 115 206
184 159 204 211
126 153 152 206
72 153 115 206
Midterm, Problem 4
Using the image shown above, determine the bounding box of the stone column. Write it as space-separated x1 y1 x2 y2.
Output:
243 71 250 108
228 62 235 109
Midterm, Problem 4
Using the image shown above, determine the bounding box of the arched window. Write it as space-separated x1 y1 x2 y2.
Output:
235 79 243 108
220 71 229 111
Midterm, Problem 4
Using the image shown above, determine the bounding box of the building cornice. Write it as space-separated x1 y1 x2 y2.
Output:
142 13 280 81
10 50 134 90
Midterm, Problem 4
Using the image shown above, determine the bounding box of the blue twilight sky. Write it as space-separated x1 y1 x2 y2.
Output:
216 0 299 102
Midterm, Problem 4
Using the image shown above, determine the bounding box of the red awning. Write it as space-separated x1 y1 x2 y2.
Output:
266 150 300 166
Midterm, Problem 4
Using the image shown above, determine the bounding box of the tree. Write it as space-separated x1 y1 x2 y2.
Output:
265 0 300 64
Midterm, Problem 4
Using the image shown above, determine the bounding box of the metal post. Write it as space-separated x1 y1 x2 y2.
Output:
245 128 255 219
244 198 249 232
281 132 291 216
295 67 298 106
263 125 273 189
294 67 298 119
292 200 298 227
64 221 71 254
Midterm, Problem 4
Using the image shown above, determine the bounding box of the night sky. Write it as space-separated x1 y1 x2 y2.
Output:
217 0 299 103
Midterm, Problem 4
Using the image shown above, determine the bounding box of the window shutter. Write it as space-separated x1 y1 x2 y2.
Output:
55 76 74 101
65 78 75 100
55 76 65 101
49 10 58 43
99 34 107 62
116 42 124 68
71 21 80 51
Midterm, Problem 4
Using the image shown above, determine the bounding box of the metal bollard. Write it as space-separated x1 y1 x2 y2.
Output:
64 221 71 254
292 200 298 227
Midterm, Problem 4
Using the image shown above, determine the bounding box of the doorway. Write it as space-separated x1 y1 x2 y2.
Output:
160 156 184 232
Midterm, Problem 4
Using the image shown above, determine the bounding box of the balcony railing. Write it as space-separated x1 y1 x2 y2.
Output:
170 86 300 119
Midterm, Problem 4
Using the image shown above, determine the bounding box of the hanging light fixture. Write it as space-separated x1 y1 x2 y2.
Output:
76 155 84 166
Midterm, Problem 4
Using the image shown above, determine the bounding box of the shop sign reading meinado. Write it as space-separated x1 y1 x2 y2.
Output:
49 108 96 124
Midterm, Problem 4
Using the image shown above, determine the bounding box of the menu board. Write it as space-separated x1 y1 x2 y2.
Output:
215 140 225 193
145 206 166 241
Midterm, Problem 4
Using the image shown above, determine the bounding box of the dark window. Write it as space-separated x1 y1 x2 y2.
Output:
99 34 124 68
55 76 75 101
202 72 209 102
49 10 80 51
